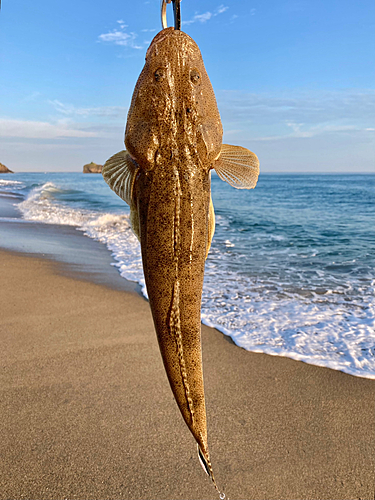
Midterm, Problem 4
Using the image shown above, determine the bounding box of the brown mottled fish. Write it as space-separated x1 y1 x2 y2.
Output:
102 27 259 490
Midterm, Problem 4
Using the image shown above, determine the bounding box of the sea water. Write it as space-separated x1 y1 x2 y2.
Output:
1 172 374 379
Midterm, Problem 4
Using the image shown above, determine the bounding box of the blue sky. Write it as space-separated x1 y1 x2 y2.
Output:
0 0 374 172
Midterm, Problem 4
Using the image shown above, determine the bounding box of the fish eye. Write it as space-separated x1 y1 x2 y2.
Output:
154 68 166 82
190 69 201 85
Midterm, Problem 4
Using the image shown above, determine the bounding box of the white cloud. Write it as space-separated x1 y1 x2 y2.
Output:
183 11 212 25
183 4 228 25
116 20 128 29
218 89 375 142
23 91 41 102
215 5 229 15
0 119 98 139
285 121 357 139
48 100 127 119
195 12 213 22
98 25 143 49
217 89 375 171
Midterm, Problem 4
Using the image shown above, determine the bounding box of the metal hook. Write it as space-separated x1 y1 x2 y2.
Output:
160 0 171 30
161 0 181 30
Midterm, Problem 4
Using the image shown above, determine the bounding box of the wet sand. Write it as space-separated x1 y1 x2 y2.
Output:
0 249 374 500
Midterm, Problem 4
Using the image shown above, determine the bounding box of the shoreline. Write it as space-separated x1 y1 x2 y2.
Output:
1 248 374 499
1 176 374 380
0 189 142 297
0 193 140 295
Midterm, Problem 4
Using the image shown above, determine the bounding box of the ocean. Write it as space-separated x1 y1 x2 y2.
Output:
1 172 374 379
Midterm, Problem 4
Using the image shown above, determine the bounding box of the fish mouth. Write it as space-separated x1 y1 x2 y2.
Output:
145 27 174 58
145 27 197 59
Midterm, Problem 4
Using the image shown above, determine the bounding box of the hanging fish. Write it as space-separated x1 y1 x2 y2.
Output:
102 24 259 493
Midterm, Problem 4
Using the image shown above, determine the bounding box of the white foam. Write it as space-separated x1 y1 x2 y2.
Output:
17 181 375 380
82 213 146 292
201 268 375 379
0 179 25 190
18 182 99 226
17 182 146 293
0 179 23 185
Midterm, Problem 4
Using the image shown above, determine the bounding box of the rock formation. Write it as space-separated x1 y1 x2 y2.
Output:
83 162 103 174
0 162 13 173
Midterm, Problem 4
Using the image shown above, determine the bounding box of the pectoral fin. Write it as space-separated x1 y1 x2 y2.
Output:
214 144 259 189
102 150 141 239
102 150 139 206
206 195 215 259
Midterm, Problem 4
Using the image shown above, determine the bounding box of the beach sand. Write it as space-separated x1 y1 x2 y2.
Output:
0 249 374 500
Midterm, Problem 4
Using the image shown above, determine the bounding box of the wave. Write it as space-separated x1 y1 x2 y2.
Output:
16 181 375 380
17 182 146 292
0 179 26 192
0 179 23 185
201 269 375 379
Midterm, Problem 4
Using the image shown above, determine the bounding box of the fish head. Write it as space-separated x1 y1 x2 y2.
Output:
125 28 223 172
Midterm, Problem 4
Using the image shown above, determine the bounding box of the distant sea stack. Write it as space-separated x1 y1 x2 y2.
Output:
83 162 103 174
0 162 13 173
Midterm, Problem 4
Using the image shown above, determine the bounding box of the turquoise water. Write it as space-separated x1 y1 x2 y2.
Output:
1 172 374 378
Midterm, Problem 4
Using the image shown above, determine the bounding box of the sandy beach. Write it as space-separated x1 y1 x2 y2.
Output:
0 249 374 500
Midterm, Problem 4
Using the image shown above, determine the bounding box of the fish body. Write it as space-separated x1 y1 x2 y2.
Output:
128 29 220 468
102 27 259 486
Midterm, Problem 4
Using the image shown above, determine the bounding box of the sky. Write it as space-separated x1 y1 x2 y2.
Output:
0 0 374 172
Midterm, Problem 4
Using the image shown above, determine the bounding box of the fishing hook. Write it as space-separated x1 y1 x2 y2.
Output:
161 0 181 30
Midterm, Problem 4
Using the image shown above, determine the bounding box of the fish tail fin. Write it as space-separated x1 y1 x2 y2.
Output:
197 444 222 494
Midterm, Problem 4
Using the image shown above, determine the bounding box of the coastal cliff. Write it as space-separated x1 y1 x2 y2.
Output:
83 162 103 174
0 162 13 173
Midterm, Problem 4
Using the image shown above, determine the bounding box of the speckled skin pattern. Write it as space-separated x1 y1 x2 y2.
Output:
125 28 223 470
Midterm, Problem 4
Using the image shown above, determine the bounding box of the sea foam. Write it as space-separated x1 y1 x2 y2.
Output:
16 179 375 380
0 179 26 193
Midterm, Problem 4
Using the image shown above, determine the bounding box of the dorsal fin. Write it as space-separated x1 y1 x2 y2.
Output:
130 205 141 242
102 150 139 206
214 144 259 189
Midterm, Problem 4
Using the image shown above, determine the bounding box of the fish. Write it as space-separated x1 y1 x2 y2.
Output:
102 27 259 490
